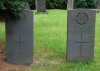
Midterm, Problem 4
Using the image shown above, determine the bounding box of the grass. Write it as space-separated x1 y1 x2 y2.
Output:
0 23 5 41
0 9 100 71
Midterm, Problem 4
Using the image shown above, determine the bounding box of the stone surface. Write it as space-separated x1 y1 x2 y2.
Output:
35 0 46 12
67 9 96 61
67 0 74 10
5 10 33 64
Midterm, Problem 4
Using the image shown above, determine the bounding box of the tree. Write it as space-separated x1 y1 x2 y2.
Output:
0 0 24 20
67 0 74 10
74 0 97 9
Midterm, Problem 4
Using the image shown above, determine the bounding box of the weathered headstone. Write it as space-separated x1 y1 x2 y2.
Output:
67 0 74 10
35 0 46 12
67 9 96 61
6 10 33 64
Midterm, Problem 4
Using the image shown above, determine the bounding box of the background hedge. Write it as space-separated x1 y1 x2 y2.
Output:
74 0 97 9
0 0 24 19
28 0 97 9
28 0 67 9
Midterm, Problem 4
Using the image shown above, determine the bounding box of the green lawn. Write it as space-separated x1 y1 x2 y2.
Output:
0 10 100 71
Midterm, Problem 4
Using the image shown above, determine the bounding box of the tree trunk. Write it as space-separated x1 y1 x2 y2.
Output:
67 0 74 10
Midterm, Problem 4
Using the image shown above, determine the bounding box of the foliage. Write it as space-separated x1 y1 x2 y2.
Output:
28 0 35 10
28 0 97 9
0 0 24 20
46 0 67 9
74 0 97 9
28 0 67 9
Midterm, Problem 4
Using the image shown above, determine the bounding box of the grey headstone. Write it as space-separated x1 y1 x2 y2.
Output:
67 9 96 61
5 10 33 65
35 0 46 12
67 0 74 10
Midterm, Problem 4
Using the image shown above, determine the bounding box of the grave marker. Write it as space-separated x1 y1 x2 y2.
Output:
67 9 96 61
6 10 33 64
35 0 46 12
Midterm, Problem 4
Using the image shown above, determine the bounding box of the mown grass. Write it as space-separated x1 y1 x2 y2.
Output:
0 23 5 41
0 10 100 71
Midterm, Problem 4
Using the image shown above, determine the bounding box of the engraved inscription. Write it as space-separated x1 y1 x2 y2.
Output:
15 36 25 54
75 35 88 59
76 12 88 25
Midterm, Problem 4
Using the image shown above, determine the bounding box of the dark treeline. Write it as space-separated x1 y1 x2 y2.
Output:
74 0 97 9
28 0 97 9
28 0 67 9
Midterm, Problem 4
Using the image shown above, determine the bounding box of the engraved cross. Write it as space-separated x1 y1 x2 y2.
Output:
75 35 88 59
16 36 25 53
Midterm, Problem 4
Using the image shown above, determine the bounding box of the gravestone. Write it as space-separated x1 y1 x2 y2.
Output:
6 10 33 64
67 9 96 61
67 0 74 10
35 0 46 12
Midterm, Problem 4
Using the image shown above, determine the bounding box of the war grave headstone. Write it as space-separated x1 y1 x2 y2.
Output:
67 9 96 61
67 0 74 10
6 10 33 64
35 0 46 12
